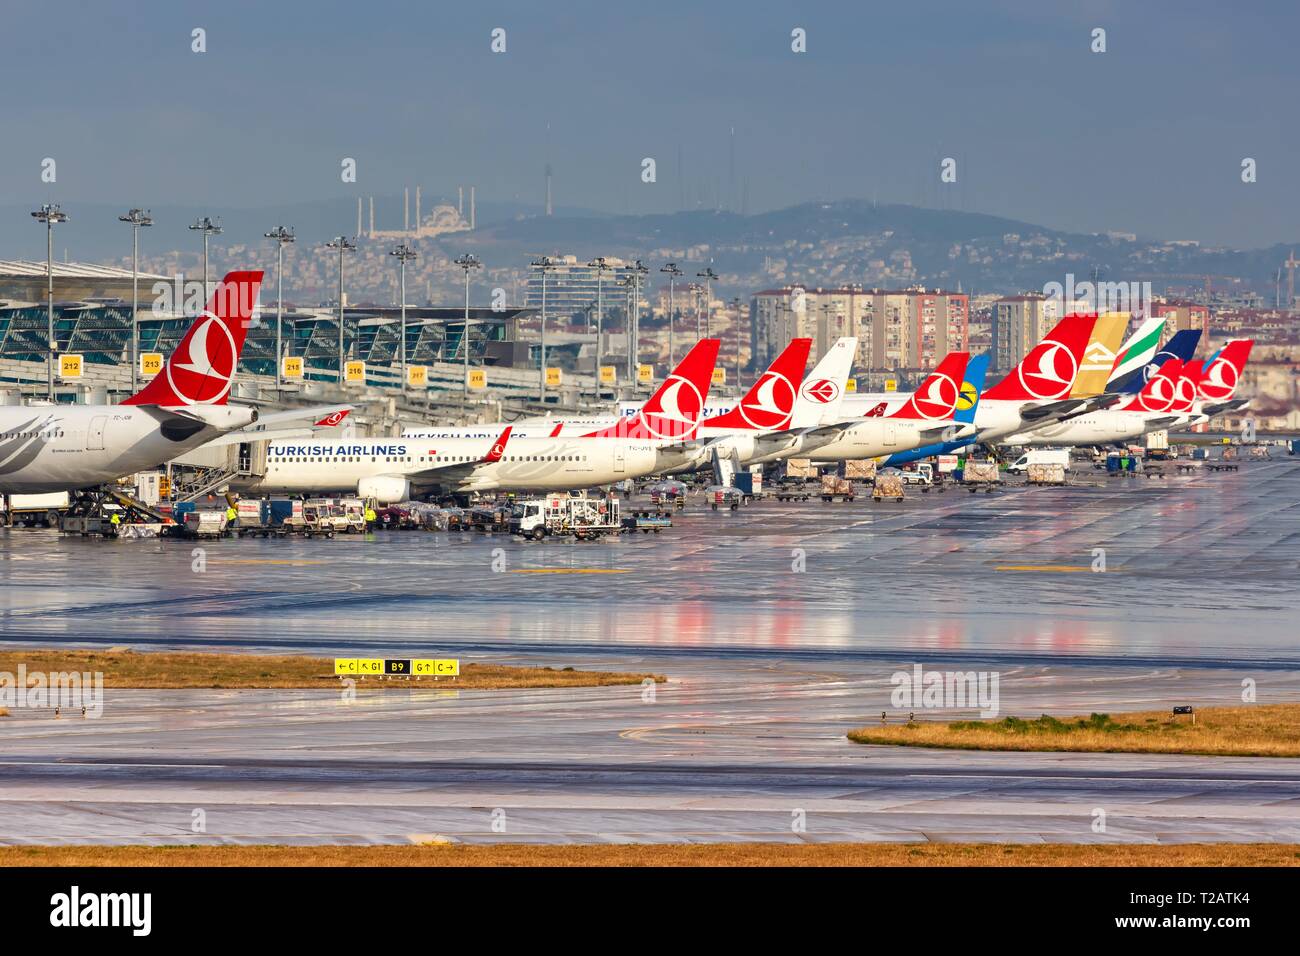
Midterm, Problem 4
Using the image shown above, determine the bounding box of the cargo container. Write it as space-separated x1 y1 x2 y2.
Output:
819 475 855 502
1007 449 1070 474
963 461 1001 492
1026 462 1067 486
778 458 818 480
873 473 905 502
840 459 877 481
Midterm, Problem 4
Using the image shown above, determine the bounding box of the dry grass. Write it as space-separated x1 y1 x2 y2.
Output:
849 704 1300 757
0 649 663 691
0 843 1295 868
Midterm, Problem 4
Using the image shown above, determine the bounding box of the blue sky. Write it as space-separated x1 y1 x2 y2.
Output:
0 0 1296 246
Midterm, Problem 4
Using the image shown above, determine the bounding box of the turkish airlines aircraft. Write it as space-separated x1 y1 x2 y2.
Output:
824 314 1126 445
767 350 977 463
235 339 723 500
1170 339 1254 429
0 271 265 494
1004 357 1195 446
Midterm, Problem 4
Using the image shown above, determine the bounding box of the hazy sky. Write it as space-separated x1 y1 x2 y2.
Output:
1 0 1296 247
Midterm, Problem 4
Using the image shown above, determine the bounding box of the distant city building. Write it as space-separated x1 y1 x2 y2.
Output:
991 294 1062 372
525 255 638 324
752 286 968 371
1152 299 1210 340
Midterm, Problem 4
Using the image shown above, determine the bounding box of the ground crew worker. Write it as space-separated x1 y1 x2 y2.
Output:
109 512 121 529
365 505 377 528
226 505 237 530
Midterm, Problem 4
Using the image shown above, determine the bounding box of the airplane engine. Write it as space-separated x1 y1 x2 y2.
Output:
357 476 410 503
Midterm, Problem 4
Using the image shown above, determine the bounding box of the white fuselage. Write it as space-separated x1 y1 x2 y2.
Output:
1006 409 1187 446
0 404 255 494
795 418 976 463
236 434 666 498
836 394 1049 445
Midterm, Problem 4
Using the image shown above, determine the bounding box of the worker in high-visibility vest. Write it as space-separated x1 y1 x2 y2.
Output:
364 506 377 528
109 512 121 529
226 505 237 530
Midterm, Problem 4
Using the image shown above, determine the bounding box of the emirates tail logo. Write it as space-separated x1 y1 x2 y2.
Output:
166 311 238 405
738 371 796 429
1017 341 1077 400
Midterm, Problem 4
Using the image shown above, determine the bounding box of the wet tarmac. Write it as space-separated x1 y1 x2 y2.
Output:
1 459 1298 845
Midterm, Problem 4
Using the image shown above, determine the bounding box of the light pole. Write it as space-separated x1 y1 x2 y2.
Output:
618 273 636 382
264 226 295 391
697 267 718 338
119 208 152 393
389 244 417 391
660 262 682 364
31 204 68 401
188 216 222 306
588 256 612 398
630 260 648 382
531 256 556 402
325 236 356 384
454 254 481 400
731 296 744 384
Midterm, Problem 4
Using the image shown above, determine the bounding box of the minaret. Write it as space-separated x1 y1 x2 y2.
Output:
545 163 553 217
470 186 476 229
415 185 421 233
356 197 362 236
404 187 410 231
368 196 375 236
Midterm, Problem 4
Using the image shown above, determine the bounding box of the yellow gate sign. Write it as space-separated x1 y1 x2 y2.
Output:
599 365 616 385
345 360 366 384
140 352 163 378
406 364 427 387
283 355 303 379
59 354 83 379
545 367 562 387
411 659 460 677
334 658 384 676
711 368 726 386
637 363 654 385
846 378 857 393
467 368 487 390
884 379 897 392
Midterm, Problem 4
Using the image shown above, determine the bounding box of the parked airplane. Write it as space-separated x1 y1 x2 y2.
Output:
1173 339 1254 427
763 351 976 464
236 339 723 500
1109 324 1201 393
1004 357 1193 446
0 271 268 494
830 314 1127 444
876 352 991 468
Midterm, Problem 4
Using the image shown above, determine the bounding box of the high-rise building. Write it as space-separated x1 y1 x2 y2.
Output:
752 286 968 370
1152 299 1211 340
992 294 1062 372
525 255 637 324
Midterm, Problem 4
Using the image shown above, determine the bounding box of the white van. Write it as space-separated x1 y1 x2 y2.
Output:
1006 449 1071 474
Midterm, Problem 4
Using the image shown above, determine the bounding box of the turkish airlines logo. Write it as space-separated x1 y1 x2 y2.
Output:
640 374 704 439
862 401 889 417
801 378 840 404
1136 369 1177 412
1174 373 1196 410
911 373 959 420
1016 340 1077 400
738 371 795 429
316 409 350 427
1198 358 1240 401
166 311 237 405
491 442 505 458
